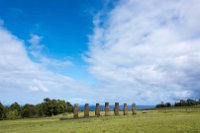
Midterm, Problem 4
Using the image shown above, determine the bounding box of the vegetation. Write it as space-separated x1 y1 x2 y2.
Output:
156 99 200 108
0 98 73 120
0 107 200 133
174 99 200 107
0 102 5 120
156 101 172 108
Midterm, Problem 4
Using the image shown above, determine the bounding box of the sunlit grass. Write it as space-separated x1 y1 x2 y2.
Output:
0 108 200 133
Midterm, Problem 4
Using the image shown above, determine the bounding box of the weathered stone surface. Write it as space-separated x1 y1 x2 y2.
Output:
95 103 100 117
132 103 137 115
73 104 78 118
84 103 89 118
105 102 109 116
114 102 119 116
123 103 128 115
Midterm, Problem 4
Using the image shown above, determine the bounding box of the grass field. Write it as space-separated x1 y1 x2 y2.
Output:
0 108 200 133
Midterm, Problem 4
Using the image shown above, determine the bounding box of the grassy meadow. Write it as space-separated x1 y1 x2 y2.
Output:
0 107 200 133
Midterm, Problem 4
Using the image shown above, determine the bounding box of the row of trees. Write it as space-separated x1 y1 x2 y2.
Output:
174 99 200 107
155 102 172 108
0 98 73 120
156 99 200 108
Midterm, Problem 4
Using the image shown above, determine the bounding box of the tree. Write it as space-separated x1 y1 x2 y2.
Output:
6 110 21 120
22 104 37 118
156 101 165 108
66 102 73 112
8 102 21 118
0 102 5 120
35 103 44 117
165 102 171 107
10 102 21 112
39 98 73 116
41 98 54 116
180 99 186 106
186 99 196 106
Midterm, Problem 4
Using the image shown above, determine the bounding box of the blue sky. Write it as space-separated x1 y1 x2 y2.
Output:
0 0 200 105
0 0 104 81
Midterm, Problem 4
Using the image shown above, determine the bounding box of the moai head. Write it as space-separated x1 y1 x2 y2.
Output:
132 103 136 115
74 104 78 118
95 103 100 117
114 102 119 116
124 103 127 108
105 102 109 108
123 103 128 115
85 103 89 110
105 102 109 116
84 103 89 118
96 103 100 108
132 103 136 108
115 102 119 108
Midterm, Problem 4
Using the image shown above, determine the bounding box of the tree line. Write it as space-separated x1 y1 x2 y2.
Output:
156 99 200 108
0 98 73 120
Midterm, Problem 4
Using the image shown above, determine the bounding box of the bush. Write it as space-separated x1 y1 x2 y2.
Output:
6 110 21 120
39 98 73 116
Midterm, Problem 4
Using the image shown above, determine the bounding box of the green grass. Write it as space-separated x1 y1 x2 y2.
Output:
0 108 200 133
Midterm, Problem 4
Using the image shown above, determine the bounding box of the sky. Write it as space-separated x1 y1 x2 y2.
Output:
0 0 200 105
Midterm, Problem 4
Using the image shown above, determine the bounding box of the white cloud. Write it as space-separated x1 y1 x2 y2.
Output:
28 34 72 70
0 25 92 104
28 34 44 51
87 0 200 103
30 79 49 92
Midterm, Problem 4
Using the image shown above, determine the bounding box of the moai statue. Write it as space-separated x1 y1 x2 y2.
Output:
73 104 78 118
132 103 137 115
84 103 89 118
105 102 109 116
123 103 128 115
95 103 100 117
114 102 119 116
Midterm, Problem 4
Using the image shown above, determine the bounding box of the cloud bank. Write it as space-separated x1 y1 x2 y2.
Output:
0 24 93 104
87 0 200 103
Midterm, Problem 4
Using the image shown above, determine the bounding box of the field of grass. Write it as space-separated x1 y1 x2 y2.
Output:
0 108 200 133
